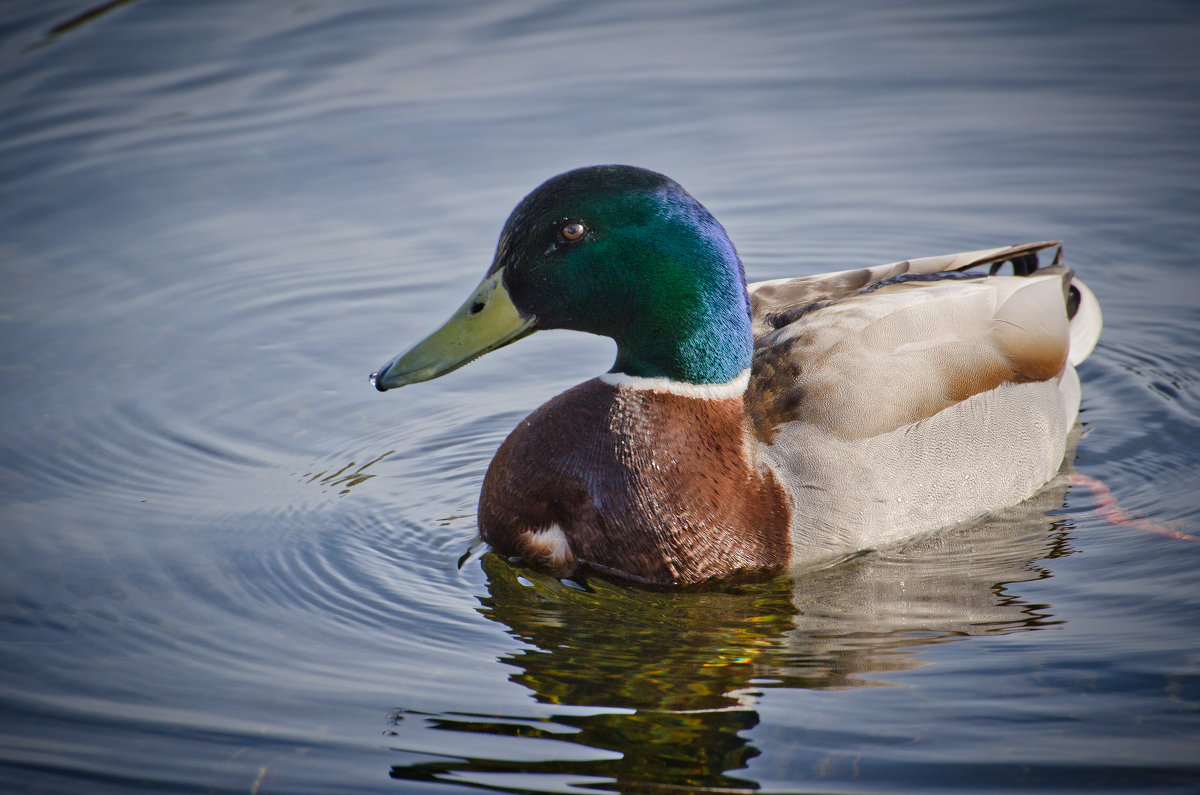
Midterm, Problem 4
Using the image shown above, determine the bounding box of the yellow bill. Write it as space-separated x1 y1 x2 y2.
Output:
372 270 535 391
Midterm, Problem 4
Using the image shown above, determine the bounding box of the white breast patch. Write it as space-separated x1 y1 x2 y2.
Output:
522 524 573 567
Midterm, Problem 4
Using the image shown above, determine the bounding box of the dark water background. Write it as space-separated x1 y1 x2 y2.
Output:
2 1 1199 792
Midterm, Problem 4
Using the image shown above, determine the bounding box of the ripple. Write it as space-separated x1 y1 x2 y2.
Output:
1071 313 1200 531
0 396 270 508
235 511 468 636
3 1 1200 791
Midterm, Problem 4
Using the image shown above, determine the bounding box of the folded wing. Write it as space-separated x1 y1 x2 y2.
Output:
746 243 1100 441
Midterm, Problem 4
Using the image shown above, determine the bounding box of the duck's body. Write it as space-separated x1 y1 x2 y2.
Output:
374 166 1101 585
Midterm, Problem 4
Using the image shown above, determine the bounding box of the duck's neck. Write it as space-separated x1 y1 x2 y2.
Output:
608 308 753 384
607 216 754 385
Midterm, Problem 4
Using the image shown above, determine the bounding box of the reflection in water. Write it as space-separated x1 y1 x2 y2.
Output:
389 445 1079 791
28 0 142 49
2 0 1198 789
300 451 393 496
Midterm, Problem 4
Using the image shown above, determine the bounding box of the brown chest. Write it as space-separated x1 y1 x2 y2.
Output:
478 379 791 585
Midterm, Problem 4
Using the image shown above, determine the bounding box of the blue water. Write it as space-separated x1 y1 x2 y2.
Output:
2 1 1199 792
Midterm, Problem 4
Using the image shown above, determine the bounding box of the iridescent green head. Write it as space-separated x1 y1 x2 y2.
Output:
373 165 752 390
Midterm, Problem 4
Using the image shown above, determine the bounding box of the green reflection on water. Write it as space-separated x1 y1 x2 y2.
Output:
390 467 1075 792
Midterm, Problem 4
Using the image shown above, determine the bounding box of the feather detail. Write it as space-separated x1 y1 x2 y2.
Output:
1067 278 1102 366
745 244 1090 442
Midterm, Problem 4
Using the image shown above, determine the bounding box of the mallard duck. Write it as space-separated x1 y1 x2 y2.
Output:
373 165 1102 586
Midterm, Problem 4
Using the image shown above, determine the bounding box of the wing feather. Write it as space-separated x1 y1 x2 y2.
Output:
747 241 1061 336
746 243 1076 441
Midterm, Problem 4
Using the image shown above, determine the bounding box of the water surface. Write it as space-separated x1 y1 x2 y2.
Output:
2 1 1199 792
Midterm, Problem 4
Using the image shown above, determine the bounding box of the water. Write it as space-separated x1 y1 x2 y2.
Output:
2 1 1199 792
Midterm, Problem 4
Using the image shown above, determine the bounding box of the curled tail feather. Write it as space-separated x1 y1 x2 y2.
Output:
1067 277 1101 366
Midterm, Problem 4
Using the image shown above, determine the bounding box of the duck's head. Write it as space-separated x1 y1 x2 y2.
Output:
372 165 752 390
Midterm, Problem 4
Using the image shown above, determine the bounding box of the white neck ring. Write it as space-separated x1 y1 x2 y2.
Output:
598 368 750 399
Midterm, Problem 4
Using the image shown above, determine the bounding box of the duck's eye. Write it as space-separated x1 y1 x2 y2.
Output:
559 221 587 243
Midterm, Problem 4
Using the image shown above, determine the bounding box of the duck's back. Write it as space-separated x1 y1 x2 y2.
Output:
746 244 1101 563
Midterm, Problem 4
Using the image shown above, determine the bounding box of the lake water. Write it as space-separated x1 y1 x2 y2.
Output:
2 1 1199 792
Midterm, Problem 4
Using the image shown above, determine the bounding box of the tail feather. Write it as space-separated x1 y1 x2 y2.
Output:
1067 277 1102 366
978 243 1101 367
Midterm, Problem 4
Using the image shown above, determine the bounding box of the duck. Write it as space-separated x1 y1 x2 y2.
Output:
372 165 1102 586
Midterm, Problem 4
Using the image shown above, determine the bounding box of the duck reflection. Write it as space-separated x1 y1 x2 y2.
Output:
390 449 1079 792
